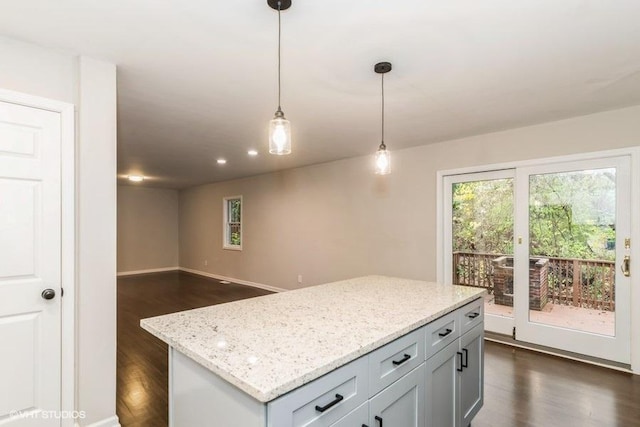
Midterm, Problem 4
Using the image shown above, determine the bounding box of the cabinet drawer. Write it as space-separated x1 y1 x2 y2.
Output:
330 402 369 427
267 357 368 427
425 309 459 359
368 327 425 397
459 298 484 335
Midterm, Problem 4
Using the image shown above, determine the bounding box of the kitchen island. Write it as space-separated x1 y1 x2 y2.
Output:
141 275 485 427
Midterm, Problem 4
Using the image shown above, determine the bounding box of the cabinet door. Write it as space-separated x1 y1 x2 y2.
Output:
458 324 484 427
369 364 425 427
425 340 458 427
330 402 368 427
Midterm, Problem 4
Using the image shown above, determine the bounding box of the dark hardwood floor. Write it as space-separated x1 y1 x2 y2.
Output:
473 342 640 427
117 272 640 427
116 271 271 427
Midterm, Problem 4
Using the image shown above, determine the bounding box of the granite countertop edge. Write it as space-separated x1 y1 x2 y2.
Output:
140 276 485 403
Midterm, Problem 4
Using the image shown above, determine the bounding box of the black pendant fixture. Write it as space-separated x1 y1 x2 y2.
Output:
267 0 292 155
374 61 392 175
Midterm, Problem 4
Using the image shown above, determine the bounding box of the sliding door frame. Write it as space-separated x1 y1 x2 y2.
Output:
436 147 640 372
442 169 515 336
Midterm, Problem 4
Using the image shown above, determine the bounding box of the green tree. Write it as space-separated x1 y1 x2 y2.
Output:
452 169 615 261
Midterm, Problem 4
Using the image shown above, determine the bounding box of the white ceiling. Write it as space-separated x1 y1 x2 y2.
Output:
2 1 640 188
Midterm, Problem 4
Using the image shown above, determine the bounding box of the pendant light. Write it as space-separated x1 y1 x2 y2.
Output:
268 0 292 155
374 62 392 175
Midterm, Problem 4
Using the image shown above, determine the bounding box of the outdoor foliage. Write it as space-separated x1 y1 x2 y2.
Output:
452 169 616 261
228 199 241 245
452 178 514 254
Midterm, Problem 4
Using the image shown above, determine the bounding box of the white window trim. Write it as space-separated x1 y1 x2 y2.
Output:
223 195 243 251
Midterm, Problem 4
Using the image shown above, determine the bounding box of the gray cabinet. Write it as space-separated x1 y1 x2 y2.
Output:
424 321 484 427
330 402 369 427
267 357 368 427
425 340 458 427
459 324 484 427
369 364 425 427
169 298 484 427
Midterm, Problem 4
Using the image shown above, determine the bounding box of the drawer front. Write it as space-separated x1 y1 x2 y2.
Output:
330 402 369 427
425 309 459 359
267 357 368 427
368 327 425 397
459 298 484 335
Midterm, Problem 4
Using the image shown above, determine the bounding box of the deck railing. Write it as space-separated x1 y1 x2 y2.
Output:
452 251 615 311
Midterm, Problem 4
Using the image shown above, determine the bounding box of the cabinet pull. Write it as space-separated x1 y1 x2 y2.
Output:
375 415 383 427
315 393 344 413
392 353 411 366
467 312 480 319
462 348 469 368
457 351 464 372
438 328 453 337
362 425 369 427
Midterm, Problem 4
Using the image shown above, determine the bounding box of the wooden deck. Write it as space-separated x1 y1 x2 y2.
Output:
485 295 615 336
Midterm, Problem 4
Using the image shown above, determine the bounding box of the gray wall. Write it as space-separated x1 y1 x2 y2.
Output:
117 185 180 272
179 105 640 290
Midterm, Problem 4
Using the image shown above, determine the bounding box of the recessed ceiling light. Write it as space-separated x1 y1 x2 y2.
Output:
247 150 258 156
217 159 227 165
128 175 144 182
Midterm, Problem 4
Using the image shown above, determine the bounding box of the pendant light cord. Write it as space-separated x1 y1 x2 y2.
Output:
380 73 386 149
277 1 282 111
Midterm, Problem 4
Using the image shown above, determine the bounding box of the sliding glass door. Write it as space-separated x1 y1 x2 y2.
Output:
444 169 516 336
514 157 631 363
443 155 631 364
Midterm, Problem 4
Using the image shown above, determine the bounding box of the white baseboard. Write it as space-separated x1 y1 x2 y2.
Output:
117 267 179 277
179 267 286 293
78 415 120 427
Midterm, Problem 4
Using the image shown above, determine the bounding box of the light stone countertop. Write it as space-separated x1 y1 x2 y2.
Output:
140 275 485 403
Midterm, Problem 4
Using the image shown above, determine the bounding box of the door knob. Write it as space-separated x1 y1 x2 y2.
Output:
41 289 56 300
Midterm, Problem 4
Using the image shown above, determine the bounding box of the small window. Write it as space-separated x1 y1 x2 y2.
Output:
223 196 242 250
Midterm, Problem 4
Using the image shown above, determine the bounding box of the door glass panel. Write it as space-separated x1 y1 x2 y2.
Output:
451 178 514 319
528 168 616 336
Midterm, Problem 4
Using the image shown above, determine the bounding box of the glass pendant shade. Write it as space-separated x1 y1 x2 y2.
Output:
269 114 291 155
375 145 391 175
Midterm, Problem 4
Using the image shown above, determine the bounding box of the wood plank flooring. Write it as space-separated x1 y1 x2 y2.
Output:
117 272 640 426
116 271 271 427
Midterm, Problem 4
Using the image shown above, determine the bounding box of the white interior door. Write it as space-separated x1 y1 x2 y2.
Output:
0 101 62 426
514 156 631 363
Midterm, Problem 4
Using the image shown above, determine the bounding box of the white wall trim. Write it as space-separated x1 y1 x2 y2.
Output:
76 415 121 427
117 267 180 277
179 267 287 293
630 146 640 374
437 146 637 178
0 88 78 427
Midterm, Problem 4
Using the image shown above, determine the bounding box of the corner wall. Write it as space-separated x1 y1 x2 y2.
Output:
76 56 118 427
117 185 180 273
179 105 640 290
0 36 119 426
